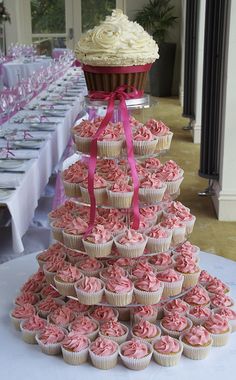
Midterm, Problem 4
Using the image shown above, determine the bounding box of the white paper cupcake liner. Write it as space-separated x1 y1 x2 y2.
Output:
114 235 147 258
97 139 123 158
99 324 129 344
89 347 119 370
153 339 183 366
160 275 184 298
155 135 168 151
131 326 161 344
119 341 153 370
107 189 134 209
138 184 167 204
62 231 84 250
61 346 89 365
43 268 57 286
160 318 192 338
62 179 82 198
82 239 113 258
175 269 201 289
166 176 184 195
68 322 99 342
133 139 157 156
35 335 63 355
179 335 213 359
54 276 81 297
74 135 92 154
9 312 23 331
20 322 42 344
172 225 186 245
134 283 164 305
50 223 64 243
145 229 172 253
209 327 231 346
185 216 196 235
104 288 133 307
166 132 174 150
80 186 107 205
75 282 105 305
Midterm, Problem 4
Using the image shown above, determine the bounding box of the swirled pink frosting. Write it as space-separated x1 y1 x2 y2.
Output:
161 313 188 331
157 268 182 282
183 326 211 345
133 125 154 141
114 257 135 268
65 299 90 314
90 337 118 356
21 278 43 293
52 213 75 229
150 252 172 267
77 276 103 293
133 319 159 339
127 163 148 177
140 157 162 169
145 119 170 136
56 265 83 283
158 160 182 181
105 220 126 235
160 216 185 229
82 174 107 189
164 299 189 315
22 315 46 331
64 217 88 235
147 225 169 238
135 273 162 292
100 321 126 337
30 269 46 283
174 251 197 262
175 256 200 274
154 336 180 354
131 261 154 278
117 229 145 246
210 293 233 308
164 201 189 215
214 307 236 320
78 257 102 272
90 306 118 322
139 206 160 221
97 159 118 173
49 201 79 219
37 244 65 262
44 259 65 273
38 324 65 344
15 292 39 306
121 339 149 358
37 297 60 313
98 125 122 141
204 314 229 334
183 285 210 306
199 270 214 284
11 303 36 319
174 241 198 255
63 165 87 183
140 173 164 189
49 306 74 326
106 276 133 293
102 168 127 182
70 316 98 334
189 306 211 319
129 115 142 127
132 305 156 318
62 332 90 352
206 278 229 294
109 181 133 192
74 120 97 137
41 285 61 299
85 224 112 244
101 265 126 279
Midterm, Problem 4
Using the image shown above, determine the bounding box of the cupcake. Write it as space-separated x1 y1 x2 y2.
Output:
89 337 119 370
160 216 186 246
14 291 40 306
153 336 183 366
107 180 133 209
205 277 230 295
36 244 66 268
139 157 162 171
77 257 104 277
132 126 157 156
43 259 66 286
183 285 210 308
75 9 159 93
105 276 133 306
210 293 234 309
134 273 164 305
80 174 108 205
10 303 36 330
213 307 236 333
89 306 119 324
66 248 86 264
48 306 75 328
114 229 147 258
40 285 62 300
20 277 44 294
50 214 75 243
20 315 47 344
72 120 97 154
62 162 87 197
174 256 201 288
145 225 172 253
130 260 155 280
180 325 213 360
145 119 173 151
156 160 184 195
149 252 174 271
119 338 153 370
36 296 63 319
36 324 66 355
139 173 167 203
69 315 99 341
198 270 214 287
163 299 190 317
204 314 231 346
100 264 127 281
54 264 84 297
99 320 129 344
156 269 184 297
75 276 105 305
82 225 113 258
131 305 158 324
160 313 192 338
131 319 161 343
187 306 212 325
65 299 90 316
61 332 90 365
97 126 123 158
173 240 200 257
62 217 88 250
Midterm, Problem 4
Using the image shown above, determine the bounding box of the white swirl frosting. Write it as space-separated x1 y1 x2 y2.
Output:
75 9 159 66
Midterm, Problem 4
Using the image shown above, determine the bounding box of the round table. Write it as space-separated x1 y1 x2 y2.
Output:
0 251 235 380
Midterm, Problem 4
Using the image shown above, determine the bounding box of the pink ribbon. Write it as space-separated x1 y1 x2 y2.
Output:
84 85 141 237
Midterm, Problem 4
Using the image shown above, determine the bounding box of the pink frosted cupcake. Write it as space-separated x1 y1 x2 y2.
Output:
134 273 164 305
89 306 119 325
213 307 236 333
36 324 66 355
104 219 127 237
183 285 210 307
65 299 90 316
100 264 127 282
62 162 87 197
62 217 88 250
43 259 66 286
105 276 133 306
40 285 62 300
153 336 183 366
99 320 129 344
204 314 231 346
72 119 97 153
205 277 230 295
198 270 214 287
160 313 192 338
145 119 173 151
114 229 147 258
10 304 36 330
20 315 47 344
69 315 99 341
145 225 172 253
36 243 66 268
97 125 123 158
149 252 174 271
157 160 184 195
61 332 90 365
139 173 166 204
132 125 157 156
173 240 200 257
139 157 162 171
131 319 161 343
187 305 212 325
82 225 113 258
77 257 104 277
163 299 190 317
89 336 119 370
130 261 155 280
66 248 86 264
113 257 135 270
36 296 63 319
180 325 213 359
107 180 133 209
210 293 234 309
21 277 44 294
140 205 163 225
54 264 84 297
14 291 40 306
50 213 75 243
119 338 153 370
80 174 107 205
75 276 104 305
131 305 158 324
160 216 186 245
174 256 201 288
156 269 184 297
48 306 75 328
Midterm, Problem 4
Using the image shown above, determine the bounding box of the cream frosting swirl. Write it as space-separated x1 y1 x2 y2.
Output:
11 303 35 319
204 314 229 334
65 299 90 314
100 321 126 337
183 285 210 306
70 316 98 334
84 224 112 244
189 306 211 319
38 324 65 344
210 293 233 308
22 315 46 331
90 337 118 356
206 278 229 294
90 306 118 322
157 268 182 283
56 265 83 283
145 119 170 136
106 276 133 293
118 229 145 245
15 292 39 306
135 273 162 292
164 299 189 315
214 307 236 320
154 336 180 354
77 276 103 293
37 297 60 313
121 339 148 358
62 332 90 352
161 313 188 331
49 306 74 326
132 319 159 339
183 326 211 346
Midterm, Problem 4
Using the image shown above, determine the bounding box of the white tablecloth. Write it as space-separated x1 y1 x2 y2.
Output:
0 68 87 253
3 57 52 87
0 251 235 380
